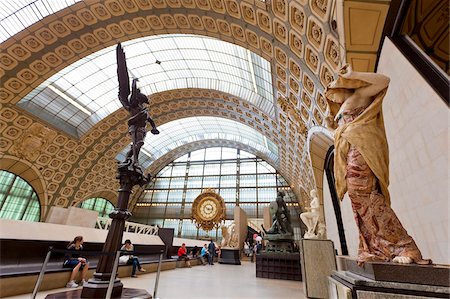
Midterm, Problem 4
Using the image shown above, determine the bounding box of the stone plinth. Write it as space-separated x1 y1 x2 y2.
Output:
45 207 98 228
342 257 450 287
219 248 241 265
329 270 450 299
263 206 271 232
233 206 247 250
300 239 337 298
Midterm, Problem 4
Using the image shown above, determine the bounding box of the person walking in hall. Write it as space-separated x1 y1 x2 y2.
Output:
178 243 191 268
120 239 146 278
208 240 216 265
63 236 89 288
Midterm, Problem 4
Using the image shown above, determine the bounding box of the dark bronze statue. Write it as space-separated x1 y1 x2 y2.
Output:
117 43 159 170
263 191 293 236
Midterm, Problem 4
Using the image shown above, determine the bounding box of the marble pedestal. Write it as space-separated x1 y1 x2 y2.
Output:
300 239 336 298
328 270 450 299
218 248 241 265
341 257 449 287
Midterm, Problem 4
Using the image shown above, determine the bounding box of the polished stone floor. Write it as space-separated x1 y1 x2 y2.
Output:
6 261 306 299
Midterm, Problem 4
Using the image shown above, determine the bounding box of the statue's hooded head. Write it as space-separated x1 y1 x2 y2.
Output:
324 64 369 119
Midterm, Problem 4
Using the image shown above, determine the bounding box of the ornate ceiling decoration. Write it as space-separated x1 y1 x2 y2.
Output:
191 188 226 231
0 0 393 218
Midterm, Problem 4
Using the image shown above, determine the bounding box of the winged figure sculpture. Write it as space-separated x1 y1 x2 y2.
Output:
117 43 159 169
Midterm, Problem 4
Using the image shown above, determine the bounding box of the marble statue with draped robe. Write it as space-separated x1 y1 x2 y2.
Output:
325 64 431 265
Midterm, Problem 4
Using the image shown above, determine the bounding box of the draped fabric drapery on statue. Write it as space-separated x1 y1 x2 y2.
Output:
325 67 431 265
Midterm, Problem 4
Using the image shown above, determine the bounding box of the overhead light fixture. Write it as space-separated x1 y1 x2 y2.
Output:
246 49 258 93
47 84 92 116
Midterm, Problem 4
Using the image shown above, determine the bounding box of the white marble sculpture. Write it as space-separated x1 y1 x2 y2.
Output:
300 190 321 239
221 221 239 248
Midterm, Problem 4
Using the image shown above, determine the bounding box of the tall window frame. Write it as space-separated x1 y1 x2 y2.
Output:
132 147 301 240
78 197 115 218
0 170 41 222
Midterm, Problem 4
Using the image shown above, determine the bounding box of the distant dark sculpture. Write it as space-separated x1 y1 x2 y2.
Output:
262 191 293 236
117 43 159 171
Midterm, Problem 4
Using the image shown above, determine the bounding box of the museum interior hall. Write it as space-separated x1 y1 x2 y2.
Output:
0 0 448 298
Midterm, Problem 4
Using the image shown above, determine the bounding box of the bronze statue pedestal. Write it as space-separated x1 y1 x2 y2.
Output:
218 248 241 265
80 163 149 298
45 288 151 299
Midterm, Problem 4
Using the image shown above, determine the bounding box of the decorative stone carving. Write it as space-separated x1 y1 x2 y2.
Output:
10 123 57 161
221 221 239 248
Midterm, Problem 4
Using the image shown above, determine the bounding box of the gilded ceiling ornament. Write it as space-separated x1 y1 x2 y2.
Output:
191 188 226 231
10 123 57 161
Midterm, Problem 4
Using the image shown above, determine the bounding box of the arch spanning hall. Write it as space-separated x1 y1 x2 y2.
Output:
1 0 393 212
18 34 274 137
116 116 278 169
145 139 278 176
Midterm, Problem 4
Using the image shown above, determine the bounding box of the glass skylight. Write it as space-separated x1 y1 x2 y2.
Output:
116 116 278 169
0 0 82 43
18 34 274 137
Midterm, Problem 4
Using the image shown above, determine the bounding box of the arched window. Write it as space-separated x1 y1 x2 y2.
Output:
132 147 301 240
78 197 114 217
0 170 41 222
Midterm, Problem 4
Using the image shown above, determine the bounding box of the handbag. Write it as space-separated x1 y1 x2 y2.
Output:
119 255 131 265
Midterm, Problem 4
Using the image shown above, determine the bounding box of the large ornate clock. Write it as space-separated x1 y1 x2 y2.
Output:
191 188 226 231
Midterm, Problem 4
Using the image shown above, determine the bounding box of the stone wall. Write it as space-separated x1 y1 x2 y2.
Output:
378 38 449 265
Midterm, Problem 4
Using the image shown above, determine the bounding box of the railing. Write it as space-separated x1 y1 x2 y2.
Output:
32 247 164 299
96 217 159 235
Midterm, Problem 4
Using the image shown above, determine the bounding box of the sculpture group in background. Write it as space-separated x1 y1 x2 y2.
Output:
263 191 293 237
221 221 239 248
261 191 295 253
325 64 431 265
117 43 159 175
300 190 322 239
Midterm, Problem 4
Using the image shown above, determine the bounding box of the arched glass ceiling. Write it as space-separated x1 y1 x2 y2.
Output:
0 0 82 42
116 116 279 169
18 34 274 137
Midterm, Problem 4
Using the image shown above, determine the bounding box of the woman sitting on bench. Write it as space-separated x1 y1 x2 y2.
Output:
120 239 146 278
177 243 191 268
63 236 89 288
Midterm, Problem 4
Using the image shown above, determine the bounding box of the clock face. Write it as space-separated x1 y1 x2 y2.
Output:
199 199 218 221
191 189 225 231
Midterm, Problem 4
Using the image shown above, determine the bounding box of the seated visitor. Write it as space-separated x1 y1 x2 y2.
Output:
200 244 209 265
178 243 191 268
191 245 199 258
216 245 222 258
120 239 146 278
63 236 89 288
